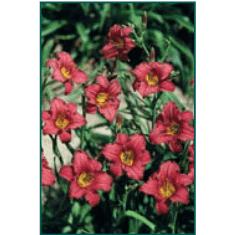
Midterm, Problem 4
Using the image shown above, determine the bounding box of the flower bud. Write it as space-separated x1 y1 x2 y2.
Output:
142 11 148 28
149 47 156 62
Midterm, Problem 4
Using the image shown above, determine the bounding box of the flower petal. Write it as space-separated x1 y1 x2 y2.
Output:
91 173 113 191
110 164 123 177
101 143 121 162
85 192 100 206
64 81 74 95
59 165 73 181
139 179 158 196
156 200 169 215
171 187 189 204
97 76 109 89
59 130 71 142
72 70 88 84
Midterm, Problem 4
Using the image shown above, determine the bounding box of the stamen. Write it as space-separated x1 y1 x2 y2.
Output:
167 122 179 135
96 92 109 107
120 150 134 166
78 172 93 188
159 181 175 199
146 74 158 87
61 67 71 80
55 113 70 129
113 39 124 49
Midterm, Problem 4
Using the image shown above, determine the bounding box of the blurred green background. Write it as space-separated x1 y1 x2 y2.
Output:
41 2 194 234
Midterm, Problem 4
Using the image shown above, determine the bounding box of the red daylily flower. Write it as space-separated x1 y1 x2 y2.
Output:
149 102 194 153
42 151 56 187
133 62 175 97
42 98 86 142
139 161 191 215
188 144 194 183
46 52 88 95
102 24 135 61
101 134 151 181
59 150 113 206
85 76 121 122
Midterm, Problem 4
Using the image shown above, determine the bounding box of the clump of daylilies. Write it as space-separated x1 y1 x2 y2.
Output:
41 22 194 217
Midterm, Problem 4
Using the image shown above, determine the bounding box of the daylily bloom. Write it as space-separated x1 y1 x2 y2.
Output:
149 102 194 153
42 98 86 142
101 134 151 181
59 150 113 206
46 52 88 95
42 151 56 187
102 24 135 61
139 161 191 215
188 144 194 183
133 62 175 97
85 76 121 122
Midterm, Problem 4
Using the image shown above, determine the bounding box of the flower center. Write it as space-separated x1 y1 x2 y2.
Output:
113 39 124 49
78 172 93 188
167 122 179 135
159 181 176 199
120 150 134 166
55 113 70 129
96 92 109 107
61 67 71 80
146 74 158 87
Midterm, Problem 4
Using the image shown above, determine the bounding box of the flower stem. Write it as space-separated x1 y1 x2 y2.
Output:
172 203 178 234
49 134 64 165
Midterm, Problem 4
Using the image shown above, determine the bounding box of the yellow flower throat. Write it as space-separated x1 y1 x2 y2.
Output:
55 113 70 129
78 172 93 188
120 150 134 166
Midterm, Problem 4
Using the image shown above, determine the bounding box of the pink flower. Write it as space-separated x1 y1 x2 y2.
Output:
133 62 175 97
46 52 88 95
188 144 194 183
149 102 194 153
102 24 135 61
139 161 191 215
59 150 113 206
42 151 56 187
101 134 151 181
85 76 121 122
42 98 86 142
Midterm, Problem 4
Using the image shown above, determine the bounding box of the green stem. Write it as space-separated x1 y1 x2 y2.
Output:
152 92 162 128
87 122 109 131
49 134 64 165
172 203 178 234
141 40 150 57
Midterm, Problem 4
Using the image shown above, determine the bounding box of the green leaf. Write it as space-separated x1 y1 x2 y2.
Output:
42 20 67 37
169 36 194 77
168 46 183 70
163 152 178 161
61 225 72 233
161 92 184 110
42 39 54 65
55 34 76 40
147 12 164 24
162 15 194 33
100 3 110 31
129 3 142 27
79 204 92 223
72 201 80 217
125 210 156 231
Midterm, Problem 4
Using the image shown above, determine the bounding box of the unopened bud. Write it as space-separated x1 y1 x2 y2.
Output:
149 47 156 62
142 11 148 28
116 113 122 130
